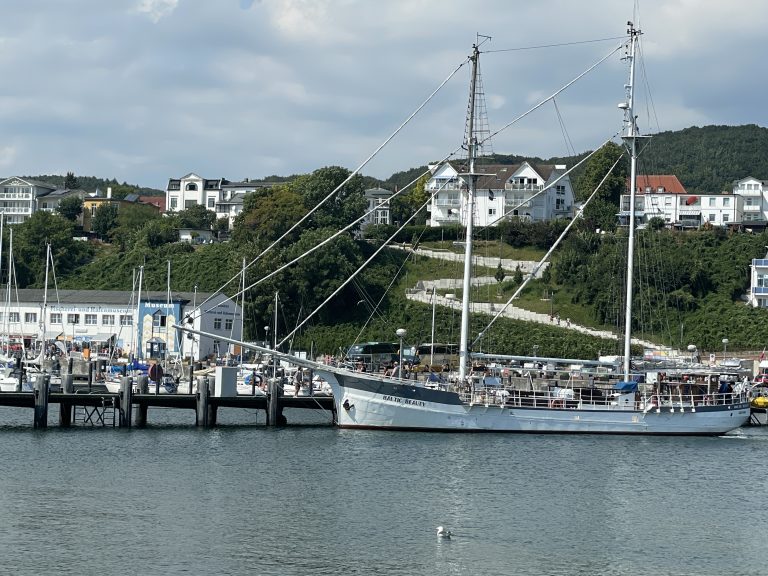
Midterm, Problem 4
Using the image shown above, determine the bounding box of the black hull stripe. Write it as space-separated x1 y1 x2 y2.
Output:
336 373 463 405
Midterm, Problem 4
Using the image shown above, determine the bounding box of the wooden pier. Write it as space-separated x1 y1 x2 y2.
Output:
0 374 335 428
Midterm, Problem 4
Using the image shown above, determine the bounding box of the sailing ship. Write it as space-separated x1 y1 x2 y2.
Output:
180 23 750 434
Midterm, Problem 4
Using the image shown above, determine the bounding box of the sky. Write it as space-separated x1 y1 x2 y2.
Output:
0 0 766 190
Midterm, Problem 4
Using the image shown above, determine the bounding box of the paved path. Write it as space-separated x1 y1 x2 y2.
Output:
404 255 658 347
392 245 547 276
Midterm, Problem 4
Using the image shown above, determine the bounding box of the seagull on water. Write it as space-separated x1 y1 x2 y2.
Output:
436 526 452 539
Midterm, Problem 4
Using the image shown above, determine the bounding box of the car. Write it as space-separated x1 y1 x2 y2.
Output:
754 373 768 385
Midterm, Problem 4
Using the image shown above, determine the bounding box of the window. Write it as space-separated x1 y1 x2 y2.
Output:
214 318 222 330
91 206 97 217
120 315 133 326
170 197 178 209
9 312 19 323
708 214 716 222
723 198 730 207
488 208 496 216
225 318 233 330
153 313 167 328
50 312 62 324
207 197 215 208
24 312 37 323
708 198 716 207
186 183 198 191
746 198 754 206
723 214 729 223
102 314 114 326
85 314 97 325
68 314 80 324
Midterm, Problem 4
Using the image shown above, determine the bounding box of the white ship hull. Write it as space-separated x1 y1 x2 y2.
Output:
320 370 750 435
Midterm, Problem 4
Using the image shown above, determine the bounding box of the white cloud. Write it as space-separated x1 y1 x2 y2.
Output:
135 0 178 23
0 0 763 187
0 146 17 169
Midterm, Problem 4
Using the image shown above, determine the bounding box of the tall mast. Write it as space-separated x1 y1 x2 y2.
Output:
42 243 50 344
240 257 246 358
135 265 144 361
621 22 642 381
458 43 480 382
166 259 171 364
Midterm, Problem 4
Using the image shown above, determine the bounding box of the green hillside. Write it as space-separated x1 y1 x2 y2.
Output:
13 124 768 356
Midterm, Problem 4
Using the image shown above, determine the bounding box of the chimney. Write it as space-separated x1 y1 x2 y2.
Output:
107 186 112 199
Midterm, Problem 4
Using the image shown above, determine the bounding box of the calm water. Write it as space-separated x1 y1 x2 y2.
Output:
1 405 767 576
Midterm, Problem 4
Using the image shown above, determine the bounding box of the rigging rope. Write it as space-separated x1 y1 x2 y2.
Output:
191 58 471 319
473 151 625 345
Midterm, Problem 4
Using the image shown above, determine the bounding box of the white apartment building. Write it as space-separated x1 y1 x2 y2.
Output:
619 175 742 228
166 173 276 229
749 257 768 308
361 187 392 230
0 177 83 224
427 161 574 227
6 289 241 361
732 177 768 223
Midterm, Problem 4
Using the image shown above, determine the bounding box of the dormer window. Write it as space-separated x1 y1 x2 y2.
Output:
657 187 664 193
186 183 198 191
645 186 652 193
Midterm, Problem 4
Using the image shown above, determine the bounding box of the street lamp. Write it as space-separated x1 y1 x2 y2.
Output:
264 326 270 348
396 328 407 378
722 338 729 360
687 344 697 364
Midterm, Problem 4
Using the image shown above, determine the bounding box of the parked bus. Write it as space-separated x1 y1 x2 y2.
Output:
345 342 399 372
416 343 458 370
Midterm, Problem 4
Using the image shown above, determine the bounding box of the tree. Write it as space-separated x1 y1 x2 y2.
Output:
213 217 230 239
92 203 119 240
11 211 92 287
494 261 505 284
290 166 367 231
390 173 429 225
574 141 627 204
232 185 306 246
56 195 83 221
175 204 216 230
64 171 79 189
512 264 523 285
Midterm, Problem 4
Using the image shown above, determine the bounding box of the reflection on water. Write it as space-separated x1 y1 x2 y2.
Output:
0 406 766 576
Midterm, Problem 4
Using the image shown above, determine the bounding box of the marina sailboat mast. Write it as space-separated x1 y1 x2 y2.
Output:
621 22 643 381
458 42 481 382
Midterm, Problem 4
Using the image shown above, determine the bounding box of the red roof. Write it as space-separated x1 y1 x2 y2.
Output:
630 175 687 194
139 195 166 212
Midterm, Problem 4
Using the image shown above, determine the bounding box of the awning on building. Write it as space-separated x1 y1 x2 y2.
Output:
43 330 62 340
91 332 117 342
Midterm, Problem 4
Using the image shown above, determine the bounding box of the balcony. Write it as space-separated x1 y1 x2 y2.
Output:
428 182 461 191
435 199 460 207
506 183 543 191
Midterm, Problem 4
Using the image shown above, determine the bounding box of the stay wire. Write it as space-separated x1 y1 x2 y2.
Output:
190 57 471 321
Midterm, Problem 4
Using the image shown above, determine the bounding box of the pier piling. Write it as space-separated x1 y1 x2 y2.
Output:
267 377 284 427
196 377 210 427
59 374 74 427
136 376 149 427
119 377 133 428
33 375 49 428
